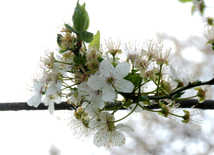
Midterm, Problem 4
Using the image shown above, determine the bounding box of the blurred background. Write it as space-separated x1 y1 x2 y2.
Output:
0 0 214 154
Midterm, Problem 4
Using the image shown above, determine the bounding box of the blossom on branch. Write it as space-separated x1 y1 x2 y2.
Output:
194 85 214 103
27 81 45 107
203 26 214 46
89 112 134 147
87 60 134 102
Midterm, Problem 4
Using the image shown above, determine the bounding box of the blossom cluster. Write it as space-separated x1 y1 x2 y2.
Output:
27 1 214 147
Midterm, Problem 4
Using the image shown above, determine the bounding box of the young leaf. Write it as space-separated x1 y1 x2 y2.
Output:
73 54 86 65
79 31 94 43
59 49 69 54
89 30 100 49
72 1 89 32
178 0 192 3
64 24 76 33
172 91 185 99
57 34 62 48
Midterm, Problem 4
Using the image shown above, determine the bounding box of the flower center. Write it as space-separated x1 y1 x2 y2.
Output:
106 77 115 85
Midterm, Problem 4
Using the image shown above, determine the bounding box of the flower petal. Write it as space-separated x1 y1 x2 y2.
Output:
116 124 134 132
46 84 57 95
57 80 62 94
114 79 134 93
114 61 130 80
89 120 101 128
170 65 179 81
93 130 110 147
102 84 116 102
48 102 55 115
92 93 105 109
27 94 42 107
99 112 114 122
33 81 44 93
110 131 126 146
87 75 105 90
99 60 114 78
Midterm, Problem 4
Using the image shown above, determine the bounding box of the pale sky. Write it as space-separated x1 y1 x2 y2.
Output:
0 0 214 154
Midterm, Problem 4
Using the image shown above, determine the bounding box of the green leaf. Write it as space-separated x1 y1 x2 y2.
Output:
57 34 62 48
178 0 192 3
89 30 100 49
73 54 86 65
172 92 185 99
124 73 141 89
59 49 69 54
84 11 90 31
79 31 94 43
97 57 104 62
72 1 89 32
192 79 202 85
199 1 206 16
64 24 76 33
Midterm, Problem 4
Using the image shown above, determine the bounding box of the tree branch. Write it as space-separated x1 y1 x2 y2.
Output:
0 99 213 111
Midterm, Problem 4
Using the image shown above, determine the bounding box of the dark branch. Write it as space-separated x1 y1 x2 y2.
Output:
0 99 213 111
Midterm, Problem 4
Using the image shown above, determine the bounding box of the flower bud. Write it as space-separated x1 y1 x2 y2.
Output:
72 1 89 32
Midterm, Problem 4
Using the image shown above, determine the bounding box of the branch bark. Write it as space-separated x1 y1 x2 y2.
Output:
0 99 213 111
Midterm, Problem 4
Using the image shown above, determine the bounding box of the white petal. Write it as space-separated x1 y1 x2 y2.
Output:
99 112 114 122
57 80 62 94
170 65 179 81
46 84 57 95
116 124 134 132
92 93 105 109
183 77 190 86
68 96 78 106
87 75 105 90
93 130 110 147
27 94 42 107
44 96 51 106
114 61 130 80
33 81 44 93
102 84 116 102
78 82 91 95
53 63 60 74
99 60 114 78
48 102 54 115
85 105 99 117
110 131 126 146
54 95 61 103
89 120 100 128
114 79 134 93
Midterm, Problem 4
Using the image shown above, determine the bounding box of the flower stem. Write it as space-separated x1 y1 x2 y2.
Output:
157 101 183 118
174 95 197 101
113 103 138 123
156 64 163 95
153 80 169 97
54 60 72 65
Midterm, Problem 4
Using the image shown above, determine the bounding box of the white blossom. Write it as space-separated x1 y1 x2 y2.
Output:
203 26 214 44
89 112 134 147
27 81 45 107
44 94 61 114
78 82 105 108
87 60 134 102
46 63 63 96
170 65 194 86
182 109 203 131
